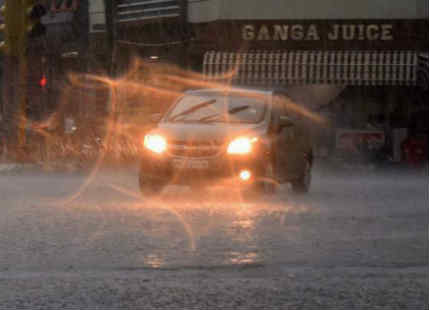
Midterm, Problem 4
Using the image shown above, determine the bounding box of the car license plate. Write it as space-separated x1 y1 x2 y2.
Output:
173 158 209 169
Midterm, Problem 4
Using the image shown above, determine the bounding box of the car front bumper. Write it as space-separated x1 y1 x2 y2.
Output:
140 149 267 185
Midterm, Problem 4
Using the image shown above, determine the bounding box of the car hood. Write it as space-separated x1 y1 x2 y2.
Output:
151 122 266 144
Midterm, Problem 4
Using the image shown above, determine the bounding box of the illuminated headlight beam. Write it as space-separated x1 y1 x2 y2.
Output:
144 134 167 154
227 137 258 155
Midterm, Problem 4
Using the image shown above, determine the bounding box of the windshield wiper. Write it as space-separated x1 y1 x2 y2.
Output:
197 105 250 123
169 99 217 122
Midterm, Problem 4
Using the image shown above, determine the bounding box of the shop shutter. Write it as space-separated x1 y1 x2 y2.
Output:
116 0 181 23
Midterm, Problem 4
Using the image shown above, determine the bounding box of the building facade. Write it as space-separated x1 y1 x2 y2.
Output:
187 0 428 87
102 0 428 159
111 0 429 159
108 0 428 101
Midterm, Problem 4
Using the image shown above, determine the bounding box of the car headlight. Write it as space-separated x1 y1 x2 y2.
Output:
227 137 258 155
144 134 167 154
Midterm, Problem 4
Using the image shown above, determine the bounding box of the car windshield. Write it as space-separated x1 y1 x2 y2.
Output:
166 93 266 124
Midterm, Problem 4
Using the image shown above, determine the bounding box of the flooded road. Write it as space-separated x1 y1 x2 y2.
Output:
0 165 427 308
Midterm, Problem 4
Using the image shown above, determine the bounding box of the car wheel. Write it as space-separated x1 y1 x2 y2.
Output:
139 172 165 197
291 158 312 194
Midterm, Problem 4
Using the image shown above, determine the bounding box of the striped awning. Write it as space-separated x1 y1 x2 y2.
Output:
203 50 421 87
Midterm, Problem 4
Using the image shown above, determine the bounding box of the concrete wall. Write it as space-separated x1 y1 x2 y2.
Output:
188 0 429 23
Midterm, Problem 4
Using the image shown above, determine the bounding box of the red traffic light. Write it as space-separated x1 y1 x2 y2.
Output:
39 75 47 87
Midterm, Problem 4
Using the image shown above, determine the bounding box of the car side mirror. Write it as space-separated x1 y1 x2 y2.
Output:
150 113 162 123
278 115 294 129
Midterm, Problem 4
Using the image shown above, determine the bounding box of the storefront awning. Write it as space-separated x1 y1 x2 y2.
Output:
203 50 422 87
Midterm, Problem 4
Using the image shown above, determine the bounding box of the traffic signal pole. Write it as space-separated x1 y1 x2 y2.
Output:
1 0 25 157
1 0 46 160
17 41 28 147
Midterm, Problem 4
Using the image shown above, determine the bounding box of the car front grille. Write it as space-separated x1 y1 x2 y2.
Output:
169 141 223 158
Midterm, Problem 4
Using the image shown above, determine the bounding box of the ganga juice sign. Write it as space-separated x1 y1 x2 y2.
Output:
193 20 428 50
242 23 394 41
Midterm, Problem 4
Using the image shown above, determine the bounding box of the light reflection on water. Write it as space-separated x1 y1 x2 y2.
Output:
144 253 165 268
32 170 316 269
4 175 320 270
233 218 254 230
228 251 261 265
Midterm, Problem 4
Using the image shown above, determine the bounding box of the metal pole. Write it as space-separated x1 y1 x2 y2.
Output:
17 46 27 147
1 54 17 159
110 0 118 77
2 0 27 159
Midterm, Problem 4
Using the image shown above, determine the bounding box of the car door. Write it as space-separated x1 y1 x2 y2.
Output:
273 97 304 182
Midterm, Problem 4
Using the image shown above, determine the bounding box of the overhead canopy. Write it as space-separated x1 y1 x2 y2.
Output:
203 50 426 87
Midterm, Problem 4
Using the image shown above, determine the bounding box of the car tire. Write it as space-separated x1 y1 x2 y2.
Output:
291 158 312 194
139 172 165 197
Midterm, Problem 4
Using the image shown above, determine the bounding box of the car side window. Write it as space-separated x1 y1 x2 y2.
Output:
272 95 295 142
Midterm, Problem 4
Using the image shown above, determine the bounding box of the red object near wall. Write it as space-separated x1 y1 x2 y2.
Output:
401 136 428 167
39 76 47 88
